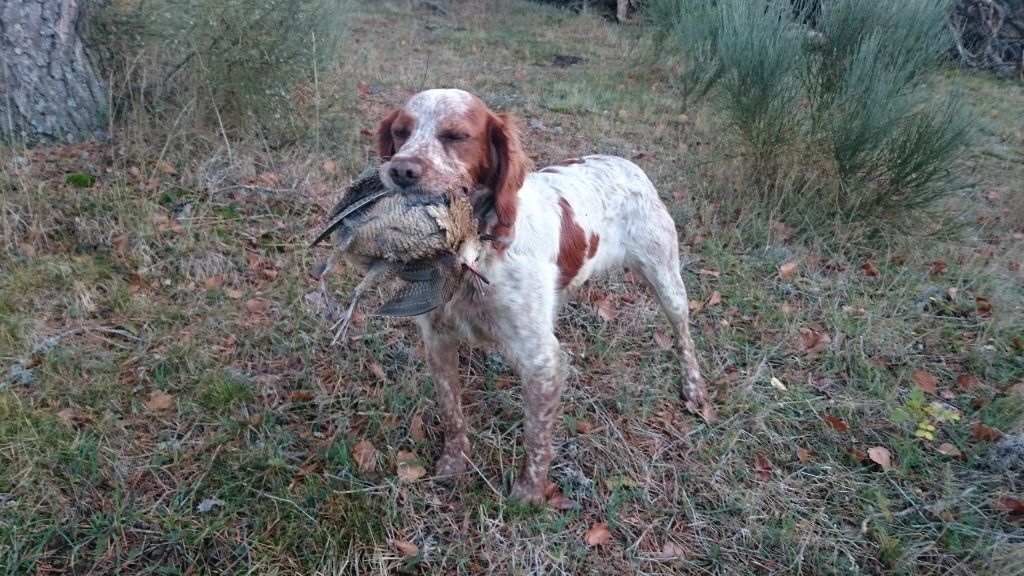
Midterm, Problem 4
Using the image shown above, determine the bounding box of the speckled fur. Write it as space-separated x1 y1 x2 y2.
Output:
377 90 714 505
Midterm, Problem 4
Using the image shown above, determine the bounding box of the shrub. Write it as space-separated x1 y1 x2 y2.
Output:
86 0 350 143
647 0 973 240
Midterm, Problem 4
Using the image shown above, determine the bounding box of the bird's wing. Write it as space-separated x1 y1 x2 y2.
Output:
375 258 459 317
309 187 392 248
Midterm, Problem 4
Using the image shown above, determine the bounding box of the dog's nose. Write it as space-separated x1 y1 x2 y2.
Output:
388 158 423 188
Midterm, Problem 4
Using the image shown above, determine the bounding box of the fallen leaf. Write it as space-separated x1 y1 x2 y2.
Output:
204 275 225 289
698 268 721 277
252 172 281 188
368 362 388 383
596 297 615 321
196 498 225 513
754 453 773 481
860 260 880 278
547 490 578 510
929 261 947 276
351 439 377 473
244 299 271 315
797 447 813 463
706 291 722 306
823 415 849 432
796 328 831 357
661 541 686 558
584 522 612 546
971 422 1003 442
155 159 176 175
841 304 866 316
688 299 704 313
975 297 992 316
57 406 92 426
653 330 673 350
913 370 938 394
997 497 1024 515
396 451 426 482
112 235 130 254
393 539 419 556
940 388 957 400
226 288 244 299
145 391 175 411
956 374 980 391
936 443 962 457
575 419 595 434
409 413 426 442
770 376 788 392
778 262 798 280
322 159 337 173
780 302 797 315
18 242 36 258
868 446 893 471
287 390 315 402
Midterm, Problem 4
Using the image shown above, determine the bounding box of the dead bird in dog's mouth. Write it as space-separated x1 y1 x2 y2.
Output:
310 170 490 343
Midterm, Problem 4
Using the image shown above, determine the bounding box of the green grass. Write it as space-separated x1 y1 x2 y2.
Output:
1 1 1023 574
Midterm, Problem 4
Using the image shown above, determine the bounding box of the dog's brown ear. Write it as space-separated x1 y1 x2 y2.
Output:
375 108 401 160
488 112 532 228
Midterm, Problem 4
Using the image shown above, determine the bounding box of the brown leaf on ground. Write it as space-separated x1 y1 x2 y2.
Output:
112 235 130 254
57 406 92 426
754 453 773 481
396 451 426 482
937 443 962 457
145 391 175 411
547 489 578 510
351 439 377 473
975 297 992 316
957 374 980 391
823 415 850 432
778 261 798 280
797 447 813 463
393 539 419 556
706 291 722 306
204 275 224 289
868 446 893 471
584 522 612 546
575 419 595 434
698 268 721 277
661 541 686 558
795 328 831 357
689 299 704 313
653 329 673 350
409 413 426 442
596 297 615 321
323 159 337 173
929 260 947 276
287 390 315 402
971 422 1003 442
997 497 1024 515
155 159 176 175
913 370 938 394
368 362 388 383
244 299 271 315
860 260 880 278
226 288 244 299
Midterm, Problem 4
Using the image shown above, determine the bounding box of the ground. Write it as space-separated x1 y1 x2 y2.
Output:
1 1 1022 574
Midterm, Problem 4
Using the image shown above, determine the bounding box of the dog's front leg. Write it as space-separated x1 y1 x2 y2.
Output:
417 317 470 479
507 335 564 505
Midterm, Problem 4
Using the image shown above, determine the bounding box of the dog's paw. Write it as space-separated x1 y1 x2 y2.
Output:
509 477 546 506
433 446 468 479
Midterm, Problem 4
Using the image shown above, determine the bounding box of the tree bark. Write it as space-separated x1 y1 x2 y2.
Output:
0 0 108 144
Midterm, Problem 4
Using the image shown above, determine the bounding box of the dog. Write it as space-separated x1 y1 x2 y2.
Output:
371 88 713 504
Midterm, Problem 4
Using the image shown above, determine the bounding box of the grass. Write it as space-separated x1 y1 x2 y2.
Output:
1 0 1023 574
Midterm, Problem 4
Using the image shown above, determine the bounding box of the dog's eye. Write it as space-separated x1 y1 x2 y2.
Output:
440 132 469 143
393 128 410 140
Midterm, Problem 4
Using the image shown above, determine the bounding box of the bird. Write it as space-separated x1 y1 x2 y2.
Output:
309 169 487 343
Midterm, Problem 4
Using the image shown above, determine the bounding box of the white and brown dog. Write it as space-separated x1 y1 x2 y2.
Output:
372 88 714 504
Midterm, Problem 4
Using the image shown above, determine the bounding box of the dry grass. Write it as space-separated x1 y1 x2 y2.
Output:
1 1 1022 574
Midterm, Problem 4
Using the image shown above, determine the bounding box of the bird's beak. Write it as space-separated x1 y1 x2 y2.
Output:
462 262 490 285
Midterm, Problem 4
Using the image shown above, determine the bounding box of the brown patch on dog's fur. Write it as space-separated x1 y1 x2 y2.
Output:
539 157 585 173
557 198 587 289
587 233 600 259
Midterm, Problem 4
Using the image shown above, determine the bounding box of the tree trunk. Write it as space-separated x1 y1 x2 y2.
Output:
0 0 108 144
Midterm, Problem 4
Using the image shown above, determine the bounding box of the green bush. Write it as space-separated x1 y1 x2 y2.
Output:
647 0 972 240
87 0 350 143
